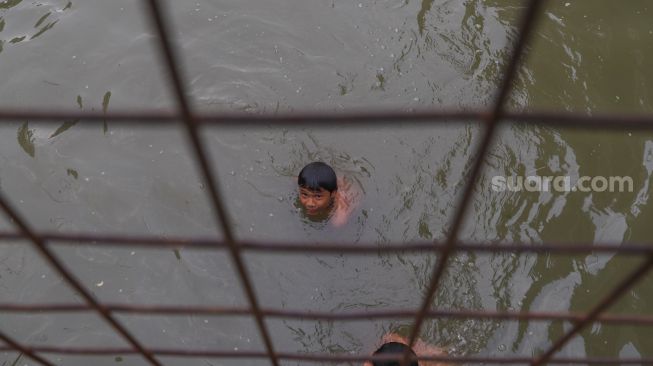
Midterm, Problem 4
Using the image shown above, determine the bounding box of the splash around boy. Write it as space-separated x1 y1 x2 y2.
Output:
297 161 358 227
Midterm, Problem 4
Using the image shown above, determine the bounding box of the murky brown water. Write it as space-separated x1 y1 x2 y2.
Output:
1 0 652 365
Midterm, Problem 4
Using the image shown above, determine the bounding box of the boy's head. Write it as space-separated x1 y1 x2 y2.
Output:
297 162 337 215
370 342 418 366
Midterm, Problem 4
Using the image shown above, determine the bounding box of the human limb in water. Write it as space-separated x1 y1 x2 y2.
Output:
331 175 359 227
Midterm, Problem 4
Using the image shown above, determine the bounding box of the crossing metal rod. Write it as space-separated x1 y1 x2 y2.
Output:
0 109 476 125
4 231 652 255
0 196 162 366
0 331 56 366
2 303 653 326
2 109 653 130
401 1 545 366
0 345 651 365
532 254 653 366
141 1 279 365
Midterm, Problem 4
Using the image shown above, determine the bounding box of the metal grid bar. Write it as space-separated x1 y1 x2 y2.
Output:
2 109 653 130
141 1 279 365
2 231 653 255
401 1 544 365
0 346 652 365
0 330 56 366
532 254 653 366
0 192 162 366
0 0 651 365
2 303 653 326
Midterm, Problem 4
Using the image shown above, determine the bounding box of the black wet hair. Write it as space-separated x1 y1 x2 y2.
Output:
371 342 419 366
297 162 337 192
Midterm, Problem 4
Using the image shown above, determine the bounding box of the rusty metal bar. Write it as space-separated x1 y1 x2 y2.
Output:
508 110 653 130
0 195 162 366
2 109 653 130
2 231 649 255
2 303 653 326
0 109 475 125
0 330 56 366
532 254 653 366
140 1 279 365
0 345 650 365
402 1 545 365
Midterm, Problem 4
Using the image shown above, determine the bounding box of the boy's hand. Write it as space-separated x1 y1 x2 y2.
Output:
340 176 353 190
331 208 347 227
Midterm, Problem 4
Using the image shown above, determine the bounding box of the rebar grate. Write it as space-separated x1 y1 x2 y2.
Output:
1 0 652 365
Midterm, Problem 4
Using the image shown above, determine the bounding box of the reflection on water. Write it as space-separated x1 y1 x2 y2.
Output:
17 121 36 157
1 0 653 365
518 1 653 114
0 0 69 49
15 94 112 159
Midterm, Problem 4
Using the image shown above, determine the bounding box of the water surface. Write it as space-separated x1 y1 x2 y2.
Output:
1 0 653 365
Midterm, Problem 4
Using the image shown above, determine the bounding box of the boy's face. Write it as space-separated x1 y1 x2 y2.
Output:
298 186 335 215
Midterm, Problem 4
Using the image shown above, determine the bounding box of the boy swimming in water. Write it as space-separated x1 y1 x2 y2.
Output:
363 333 450 366
297 161 358 227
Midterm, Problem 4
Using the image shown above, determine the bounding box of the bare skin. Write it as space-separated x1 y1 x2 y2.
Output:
298 186 334 215
330 176 358 227
363 333 450 366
